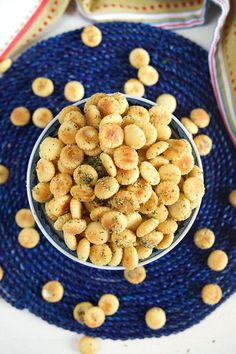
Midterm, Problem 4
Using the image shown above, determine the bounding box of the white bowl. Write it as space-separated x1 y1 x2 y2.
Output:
27 95 203 270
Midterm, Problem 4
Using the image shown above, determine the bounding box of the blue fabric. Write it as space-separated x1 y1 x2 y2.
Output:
0 22 235 340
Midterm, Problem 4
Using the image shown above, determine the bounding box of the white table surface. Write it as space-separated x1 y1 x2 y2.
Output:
1 3 235 354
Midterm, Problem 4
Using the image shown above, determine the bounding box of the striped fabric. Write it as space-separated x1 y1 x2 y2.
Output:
0 0 235 145
209 0 236 145
0 0 69 60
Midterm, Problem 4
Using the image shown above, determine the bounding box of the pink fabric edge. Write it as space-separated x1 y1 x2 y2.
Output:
208 0 236 146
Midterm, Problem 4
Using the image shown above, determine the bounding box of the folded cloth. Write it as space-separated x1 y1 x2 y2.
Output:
0 0 235 145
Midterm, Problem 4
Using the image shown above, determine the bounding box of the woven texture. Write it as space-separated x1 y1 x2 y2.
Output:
0 22 235 340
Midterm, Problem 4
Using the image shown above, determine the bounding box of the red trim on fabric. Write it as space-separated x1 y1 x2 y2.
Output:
0 0 49 59
82 1 203 12
209 40 236 146
161 18 203 28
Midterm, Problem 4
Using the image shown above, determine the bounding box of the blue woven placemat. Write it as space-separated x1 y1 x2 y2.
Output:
0 22 236 340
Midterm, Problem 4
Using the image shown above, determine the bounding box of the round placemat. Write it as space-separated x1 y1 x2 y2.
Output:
0 22 235 340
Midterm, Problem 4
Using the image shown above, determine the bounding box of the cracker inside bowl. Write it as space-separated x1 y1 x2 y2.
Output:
27 93 204 270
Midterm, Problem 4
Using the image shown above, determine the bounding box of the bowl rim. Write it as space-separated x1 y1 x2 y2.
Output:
27 94 203 271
